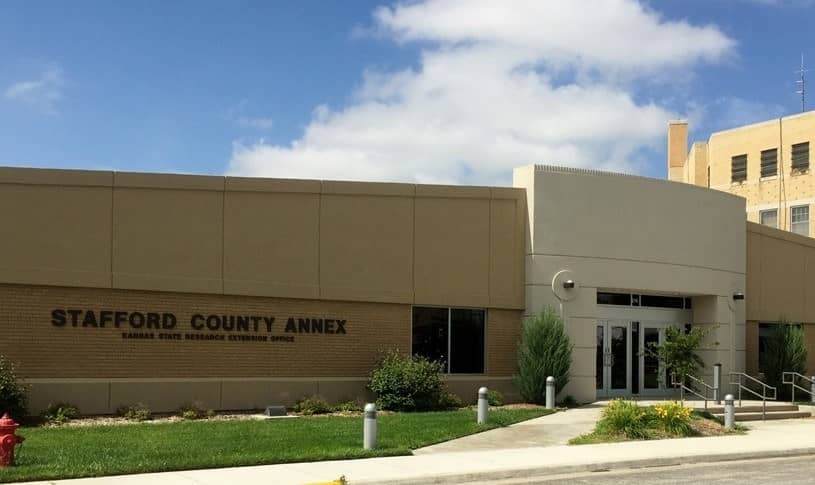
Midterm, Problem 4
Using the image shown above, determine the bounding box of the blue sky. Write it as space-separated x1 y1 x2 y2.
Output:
1 0 813 184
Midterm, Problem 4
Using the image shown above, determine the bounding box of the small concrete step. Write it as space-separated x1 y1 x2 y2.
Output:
712 411 812 421
705 404 800 414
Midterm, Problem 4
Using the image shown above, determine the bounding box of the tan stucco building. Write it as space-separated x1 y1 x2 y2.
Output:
2 164 815 412
668 111 815 237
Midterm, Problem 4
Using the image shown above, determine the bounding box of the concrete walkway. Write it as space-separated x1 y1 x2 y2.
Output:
414 405 602 453
18 412 815 485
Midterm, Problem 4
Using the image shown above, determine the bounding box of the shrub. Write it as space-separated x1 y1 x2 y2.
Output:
42 402 79 424
117 403 152 421
368 351 447 411
558 395 578 408
331 400 363 413
760 322 808 400
487 390 504 407
515 307 573 404
293 395 332 415
652 401 692 435
437 391 464 410
178 401 215 420
646 325 715 385
595 399 650 439
0 355 28 418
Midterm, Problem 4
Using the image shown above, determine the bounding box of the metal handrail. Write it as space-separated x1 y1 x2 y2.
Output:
671 374 715 409
782 372 815 403
729 372 777 420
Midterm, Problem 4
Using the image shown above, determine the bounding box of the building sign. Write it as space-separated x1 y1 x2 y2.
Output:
50 309 347 343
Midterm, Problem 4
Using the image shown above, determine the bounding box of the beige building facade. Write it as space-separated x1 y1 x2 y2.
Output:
3 163 815 412
0 167 524 413
668 111 815 237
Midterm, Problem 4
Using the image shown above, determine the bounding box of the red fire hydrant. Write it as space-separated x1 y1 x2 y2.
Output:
0 413 24 467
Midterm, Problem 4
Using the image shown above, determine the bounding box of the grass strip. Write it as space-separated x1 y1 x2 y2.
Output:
0 408 551 483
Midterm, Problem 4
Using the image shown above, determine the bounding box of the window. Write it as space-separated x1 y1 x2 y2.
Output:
639 294 684 309
792 205 810 236
597 292 631 306
412 307 485 374
596 292 692 309
760 148 778 178
731 154 747 182
760 209 778 228
792 142 810 171
758 322 802 366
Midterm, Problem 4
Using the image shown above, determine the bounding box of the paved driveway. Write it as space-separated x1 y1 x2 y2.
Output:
413 405 603 454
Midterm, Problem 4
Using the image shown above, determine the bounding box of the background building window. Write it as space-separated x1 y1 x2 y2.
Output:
792 142 810 171
412 306 486 374
791 205 810 236
760 209 778 228
731 154 747 182
760 148 778 177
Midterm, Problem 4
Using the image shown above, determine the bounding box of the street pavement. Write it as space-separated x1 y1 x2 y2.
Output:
475 456 815 484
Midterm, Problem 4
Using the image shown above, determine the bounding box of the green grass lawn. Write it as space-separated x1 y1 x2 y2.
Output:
0 408 550 483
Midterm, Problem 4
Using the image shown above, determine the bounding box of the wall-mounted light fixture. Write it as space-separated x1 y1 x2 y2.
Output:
733 292 745 301
563 280 575 289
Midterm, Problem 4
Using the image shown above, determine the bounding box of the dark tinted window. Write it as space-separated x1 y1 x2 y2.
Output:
597 292 631 306
640 295 684 309
412 307 448 366
761 148 778 177
732 154 747 182
450 309 486 373
412 307 486 374
792 142 810 170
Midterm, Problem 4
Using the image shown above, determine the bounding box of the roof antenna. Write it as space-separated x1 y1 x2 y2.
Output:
796 53 808 113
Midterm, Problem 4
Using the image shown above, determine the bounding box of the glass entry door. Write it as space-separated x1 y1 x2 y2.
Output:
596 320 631 398
639 323 669 395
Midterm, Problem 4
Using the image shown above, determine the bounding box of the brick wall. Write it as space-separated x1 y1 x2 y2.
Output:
0 283 520 380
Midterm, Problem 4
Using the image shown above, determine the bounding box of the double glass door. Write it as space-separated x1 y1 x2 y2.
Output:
596 320 671 398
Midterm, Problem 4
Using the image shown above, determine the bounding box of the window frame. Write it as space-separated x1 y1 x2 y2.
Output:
760 148 778 178
410 305 488 375
791 205 810 236
792 142 810 172
760 208 778 228
731 154 747 183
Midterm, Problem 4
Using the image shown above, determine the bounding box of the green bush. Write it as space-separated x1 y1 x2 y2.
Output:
646 325 714 385
0 355 28 418
595 399 651 439
437 391 464 410
368 351 447 411
558 395 578 408
293 395 332 415
42 402 79 424
652 401 692 435
487 390 504 407
760 322 808 400
331 400 363 413
117 403 152 421
178 401 215 420
515 307 573 404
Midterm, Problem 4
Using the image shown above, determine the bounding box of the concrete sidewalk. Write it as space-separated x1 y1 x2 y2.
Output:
414 405 602 453
19 416 815 485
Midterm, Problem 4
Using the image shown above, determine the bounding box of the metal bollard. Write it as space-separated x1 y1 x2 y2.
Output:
811 377 815 404
477 387 488 424
713 363 722 404
363 403 377 450
545 376 556 410
724 394 735 429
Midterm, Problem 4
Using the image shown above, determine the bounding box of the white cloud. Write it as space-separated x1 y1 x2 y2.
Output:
227 99 274 130
228 0 736 185
4 65 65 113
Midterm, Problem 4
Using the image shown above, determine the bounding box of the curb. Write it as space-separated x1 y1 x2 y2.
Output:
356 447 815 484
